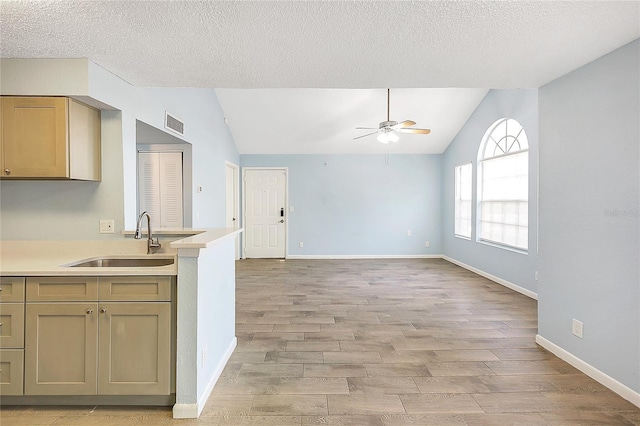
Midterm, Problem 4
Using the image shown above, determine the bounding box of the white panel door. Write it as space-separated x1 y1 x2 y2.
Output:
244 169 286 258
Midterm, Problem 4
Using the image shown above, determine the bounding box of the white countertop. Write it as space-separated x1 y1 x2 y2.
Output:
0 228 242 276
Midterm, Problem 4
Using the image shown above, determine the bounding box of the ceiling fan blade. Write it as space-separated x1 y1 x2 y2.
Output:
398 128 431 135
353 131 379 140
355 127 378 130
391 120 416 129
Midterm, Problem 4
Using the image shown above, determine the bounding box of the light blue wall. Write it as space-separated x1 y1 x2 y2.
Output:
0 59 239 239
538 39 639 392
441 89 539 295
241 154 442 256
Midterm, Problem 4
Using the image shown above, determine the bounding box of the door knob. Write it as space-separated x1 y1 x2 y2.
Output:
4 169 10 175
278 219 284 223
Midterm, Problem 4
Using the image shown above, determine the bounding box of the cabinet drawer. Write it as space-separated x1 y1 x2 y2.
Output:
0 349 24 395
0 303 24 348
27 277 98 302
0 277 25 302
99 276 172 301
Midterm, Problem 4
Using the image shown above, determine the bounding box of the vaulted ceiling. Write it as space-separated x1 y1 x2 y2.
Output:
1 1 638 154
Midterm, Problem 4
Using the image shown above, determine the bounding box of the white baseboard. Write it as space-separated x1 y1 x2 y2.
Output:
536 335 640 408
286 254 442 260
442 255 538 300
172 337 238 419
172 403 198 419
197 337 237 417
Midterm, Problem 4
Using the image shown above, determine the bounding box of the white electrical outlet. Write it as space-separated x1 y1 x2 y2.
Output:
407 230 412 237
289 206 295 213
202 345 208 366
535 271 539 281
99 219 115 234
299 242 304 248
425 241 430 248
572 319 583 338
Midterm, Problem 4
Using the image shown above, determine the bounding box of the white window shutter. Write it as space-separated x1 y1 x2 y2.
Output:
158 152 183 228
138 152 161 230
138 151 183 230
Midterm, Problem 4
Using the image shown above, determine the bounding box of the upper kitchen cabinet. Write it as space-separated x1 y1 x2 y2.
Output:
0 96 101 180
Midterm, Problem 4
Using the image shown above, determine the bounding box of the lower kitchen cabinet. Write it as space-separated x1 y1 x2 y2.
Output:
24 303 98 395
21 276 174 397
0 349 24 395
0 303 24 349
98 302 171 395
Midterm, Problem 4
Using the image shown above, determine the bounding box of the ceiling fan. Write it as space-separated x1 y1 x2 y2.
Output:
354 89 431 143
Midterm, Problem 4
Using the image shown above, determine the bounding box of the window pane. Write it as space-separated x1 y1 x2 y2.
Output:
477 118 529 251
454 163 472 238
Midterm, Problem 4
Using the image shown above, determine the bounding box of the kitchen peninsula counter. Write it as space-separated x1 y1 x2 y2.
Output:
0 227 242 419
0 228 240 276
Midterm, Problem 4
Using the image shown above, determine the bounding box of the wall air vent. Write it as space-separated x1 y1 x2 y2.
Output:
165 112 185 136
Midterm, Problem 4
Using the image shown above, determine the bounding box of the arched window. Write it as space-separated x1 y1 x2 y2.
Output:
477 118 528 251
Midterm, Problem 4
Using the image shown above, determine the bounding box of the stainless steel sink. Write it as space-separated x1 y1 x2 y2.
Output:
67 257 175 267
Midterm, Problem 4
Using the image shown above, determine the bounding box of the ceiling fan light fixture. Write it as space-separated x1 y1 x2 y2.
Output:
377 130 399 144
377 133 390 144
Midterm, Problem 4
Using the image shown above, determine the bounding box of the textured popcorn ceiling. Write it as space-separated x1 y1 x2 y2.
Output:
1 1 638 153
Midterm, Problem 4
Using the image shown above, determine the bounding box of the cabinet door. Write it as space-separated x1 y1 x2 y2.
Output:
1 97 69 178
0 303 25 348
25 303 98 395
98 302 171 395
0 349 24 395
0 277 25 302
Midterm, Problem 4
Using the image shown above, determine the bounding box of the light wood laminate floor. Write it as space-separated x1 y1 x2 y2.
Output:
2 259 638 425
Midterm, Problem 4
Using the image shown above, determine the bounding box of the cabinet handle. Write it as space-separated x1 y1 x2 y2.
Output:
4 169 10 175
86 309 93 315
100 308 107 314
0 322 3 326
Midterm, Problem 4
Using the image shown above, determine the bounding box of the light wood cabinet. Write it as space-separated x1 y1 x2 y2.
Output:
99 276 171 302
0 303 25 349
26 276 98 302
0 96 101 180
0 349 24 395
0 277 25 303
21 275 174 397
98 302 171 395
24 302 98 395
0 276 25 396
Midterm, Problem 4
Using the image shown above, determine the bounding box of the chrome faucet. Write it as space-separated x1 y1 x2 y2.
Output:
135 211 161 254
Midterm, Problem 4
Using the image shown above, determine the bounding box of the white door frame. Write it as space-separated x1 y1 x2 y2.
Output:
225 161 240 259
241 167 288 259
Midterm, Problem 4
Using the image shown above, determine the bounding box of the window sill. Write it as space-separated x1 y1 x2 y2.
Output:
454 234 471 241
477 239 528 255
